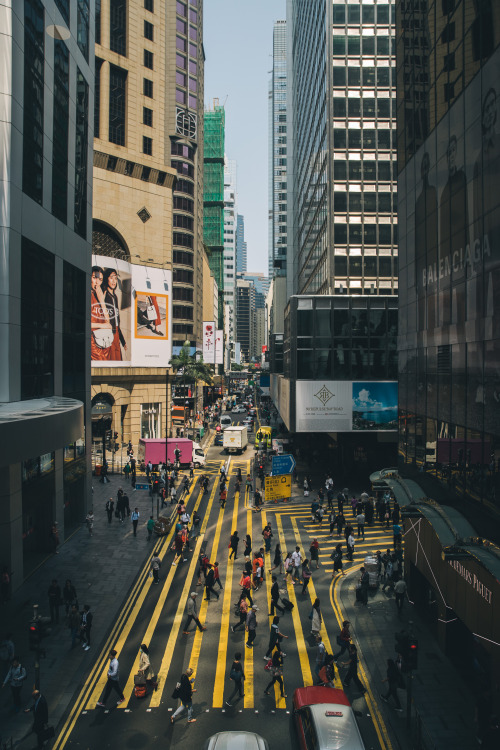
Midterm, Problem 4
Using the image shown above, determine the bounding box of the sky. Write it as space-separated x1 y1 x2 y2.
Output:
203 0 286 278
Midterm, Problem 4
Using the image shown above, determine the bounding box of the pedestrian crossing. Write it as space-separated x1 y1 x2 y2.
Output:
72 485 399 720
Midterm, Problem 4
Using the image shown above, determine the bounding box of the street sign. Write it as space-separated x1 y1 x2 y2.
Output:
265 474 292 501
271 454 296 476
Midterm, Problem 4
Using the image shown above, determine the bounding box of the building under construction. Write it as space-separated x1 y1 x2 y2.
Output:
203 102 225 325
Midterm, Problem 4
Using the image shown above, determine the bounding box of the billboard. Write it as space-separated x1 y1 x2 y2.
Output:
215 330 224 365
296 381 398 432
91 256 172 368
202 321 215 361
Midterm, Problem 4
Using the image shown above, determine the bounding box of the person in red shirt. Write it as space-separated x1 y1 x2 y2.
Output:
239 571 253 606
213 561 223 591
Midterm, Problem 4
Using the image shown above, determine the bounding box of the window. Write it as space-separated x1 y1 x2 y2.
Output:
176 88 186 104
173 231 193 248
364 193 377 212
347 37 360 56
350 193 361 211
55 0 69 24
143 136 152 155
110 0 126 56
176 18 186 33
379 257 392 275
173 287 193 301
334 161 347 180
379 226 392 245
377 68 390 86
364 225 376 244
52 40 69 223
176 178 194 195
143 78 153 97
173 268 193 284
362 68 376 86
349 130 361 148
348 5 360 23
144 0 153 10
74 69 88 238
109 64 127 145
362 5 375 23
333 36 345 55
189 25 197 40
334 192 347 212
144 49 154 69
189 59 197 74
23 0 44 204
333 98 346 117
332 5 345 24
189 77 197 92
348 68 360 86
144 20 154 40
362 37 375 55
176 71 186 86
377 100 391 118
189 42 197 56
141 403 161 439
377 5 389 24
176 35 186 51
63 261 86 399
189 92 197 107
143 107 153 126
364 161 376 180
379 194 391 212
189 7 197 22
174 214 193 230
378 37 389 56
333 67 346 86
173 250 194 266
334 225 347 244
348 99 361 117
378 130 391 149
363 99 376 117
443 52 455 72
173 305 194 320
94 58 103 137
334 129 346 149
96 0 101 43
378 162 391 180
77 0 89 60
176 1 186 16
21 237 55 399
349 162 361 180
176 53 186 68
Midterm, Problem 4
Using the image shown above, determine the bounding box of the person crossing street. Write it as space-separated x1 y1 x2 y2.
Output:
96 650 125 707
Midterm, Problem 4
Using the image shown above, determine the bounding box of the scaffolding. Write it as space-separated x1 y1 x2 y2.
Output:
203 103 226 292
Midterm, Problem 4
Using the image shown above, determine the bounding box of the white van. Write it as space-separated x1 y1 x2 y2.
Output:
220 415 232 428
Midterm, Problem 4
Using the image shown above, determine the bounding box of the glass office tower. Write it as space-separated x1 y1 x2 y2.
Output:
396 0 500 534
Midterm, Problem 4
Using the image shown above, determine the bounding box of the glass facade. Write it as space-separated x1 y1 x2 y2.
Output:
397 1 500 521
23 0 44 205
52 39 69 223
74 68 89 238
21 237 55 399
63 261 86 402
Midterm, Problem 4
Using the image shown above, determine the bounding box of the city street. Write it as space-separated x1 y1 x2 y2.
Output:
46 419 395 750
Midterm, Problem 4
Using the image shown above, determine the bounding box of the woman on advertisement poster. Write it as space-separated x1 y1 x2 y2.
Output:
91 266 113 361
103 268 127 360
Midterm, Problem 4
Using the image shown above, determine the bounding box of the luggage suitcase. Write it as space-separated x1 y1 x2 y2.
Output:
281 597 294 612
134 684 147 698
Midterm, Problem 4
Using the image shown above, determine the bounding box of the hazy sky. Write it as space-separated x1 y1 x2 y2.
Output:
204 0 286 277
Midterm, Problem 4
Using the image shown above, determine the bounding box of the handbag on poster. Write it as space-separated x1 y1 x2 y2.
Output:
146 304 157 321
93 329 114 349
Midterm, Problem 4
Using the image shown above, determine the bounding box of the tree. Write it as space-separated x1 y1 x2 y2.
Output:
169 342 213 433
230 363 245 372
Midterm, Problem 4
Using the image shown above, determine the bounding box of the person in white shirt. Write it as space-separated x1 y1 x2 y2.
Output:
97 650 125 707
347 533 355 561
291 547 302 583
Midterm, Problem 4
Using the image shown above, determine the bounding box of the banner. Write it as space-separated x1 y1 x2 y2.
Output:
202 321 216 361
295 381 398 432
215 330 224 365
91 256 171 368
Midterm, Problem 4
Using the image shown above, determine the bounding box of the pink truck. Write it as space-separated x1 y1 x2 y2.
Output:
138 438 206 468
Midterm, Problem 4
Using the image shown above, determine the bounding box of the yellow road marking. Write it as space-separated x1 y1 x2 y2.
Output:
290 517 340 687
213 488 240 707
244 487 254 708
119 486 207 705
85 485 200 710
149 465 223 707
52 532 171 749
275 514 313 687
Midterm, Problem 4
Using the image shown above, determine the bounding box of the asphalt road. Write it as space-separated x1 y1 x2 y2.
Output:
55 413 392 750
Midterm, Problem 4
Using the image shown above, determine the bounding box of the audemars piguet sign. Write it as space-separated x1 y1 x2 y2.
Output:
448 560 493 604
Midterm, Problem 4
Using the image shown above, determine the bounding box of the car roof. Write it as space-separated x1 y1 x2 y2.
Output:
293 688 365 750
204 731 269 750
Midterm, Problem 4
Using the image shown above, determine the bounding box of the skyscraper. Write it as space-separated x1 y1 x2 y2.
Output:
0 0 93 585
396 0 500 531
236 214 247 273
203 101 225 325
269 20 288 281
223 158 238 322
288 0 397 296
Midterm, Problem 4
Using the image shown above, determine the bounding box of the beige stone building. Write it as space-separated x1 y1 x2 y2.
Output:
91 0 206 459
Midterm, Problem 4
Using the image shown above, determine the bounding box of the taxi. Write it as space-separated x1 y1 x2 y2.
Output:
293 686 366 750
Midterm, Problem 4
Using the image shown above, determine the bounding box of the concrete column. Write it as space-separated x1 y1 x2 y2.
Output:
0 464 24 592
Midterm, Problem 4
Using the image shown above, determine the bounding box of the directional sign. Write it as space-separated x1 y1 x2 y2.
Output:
271 454 296 477
265 474 292 501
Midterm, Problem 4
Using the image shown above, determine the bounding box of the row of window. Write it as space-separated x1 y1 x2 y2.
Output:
334 191 396 214
332 3 395 25
333 224 397 246
333 66 394 88
333 128 395 150
333 97 393 119
333 36 395 58
334 160 396 182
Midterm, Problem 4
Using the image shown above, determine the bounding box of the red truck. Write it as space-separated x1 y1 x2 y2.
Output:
138 438 206 468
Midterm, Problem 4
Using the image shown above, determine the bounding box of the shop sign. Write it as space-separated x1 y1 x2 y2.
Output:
448 559 492 604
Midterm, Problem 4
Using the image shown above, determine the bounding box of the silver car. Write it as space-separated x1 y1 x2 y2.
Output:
202 731 269 750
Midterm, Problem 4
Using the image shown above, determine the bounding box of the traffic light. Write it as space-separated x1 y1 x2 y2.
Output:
152 479 159 495
113 432 118 441
29 620 41 651
407 638 419 670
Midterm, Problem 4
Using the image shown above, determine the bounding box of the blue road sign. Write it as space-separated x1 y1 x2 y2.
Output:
271 454 296 476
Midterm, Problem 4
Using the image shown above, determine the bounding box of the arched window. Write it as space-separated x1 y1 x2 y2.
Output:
92 220 130 260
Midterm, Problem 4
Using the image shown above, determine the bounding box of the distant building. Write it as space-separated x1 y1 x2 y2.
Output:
269 20 288 282
204 102 225 326
236 214 248 273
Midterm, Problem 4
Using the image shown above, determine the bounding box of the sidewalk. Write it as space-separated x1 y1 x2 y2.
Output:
0 475 173 747
337 572 478 750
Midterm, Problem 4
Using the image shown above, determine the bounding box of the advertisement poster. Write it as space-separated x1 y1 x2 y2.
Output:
296 381 398 432
202 321 216 361
215 330 224 365
91 255 171 368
